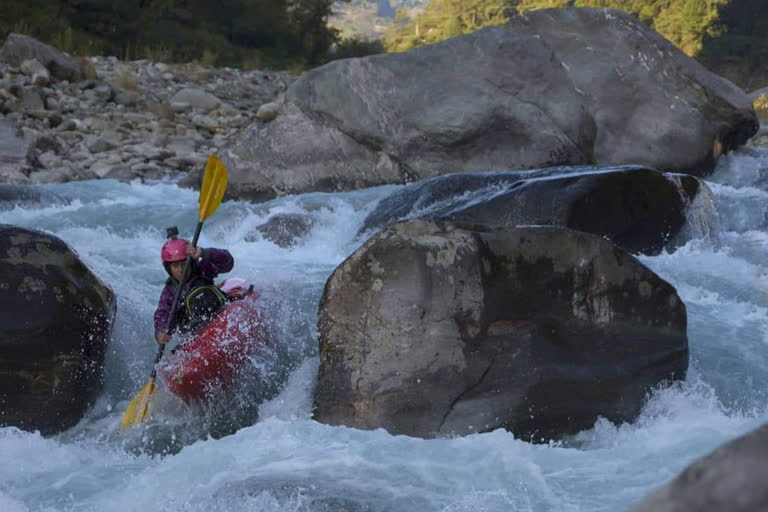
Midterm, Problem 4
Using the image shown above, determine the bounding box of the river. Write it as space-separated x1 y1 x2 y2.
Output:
1 145 767 511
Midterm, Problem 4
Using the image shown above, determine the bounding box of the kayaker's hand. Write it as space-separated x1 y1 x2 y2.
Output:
156 332 171 344
186 245 202 259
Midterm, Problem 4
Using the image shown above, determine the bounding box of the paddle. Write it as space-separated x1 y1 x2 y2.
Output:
120 155 228 430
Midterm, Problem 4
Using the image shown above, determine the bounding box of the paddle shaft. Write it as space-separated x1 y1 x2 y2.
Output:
150 220 205 377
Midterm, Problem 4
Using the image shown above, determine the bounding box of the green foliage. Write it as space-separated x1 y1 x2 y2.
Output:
383 0 732 59
754 94 768 122
383 0 515 52
754 94 768 110
517 0 728 57
0 0 349 69
696 0 768 89
332 36 386 59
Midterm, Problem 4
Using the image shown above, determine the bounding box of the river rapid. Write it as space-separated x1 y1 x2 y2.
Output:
2 145 768 511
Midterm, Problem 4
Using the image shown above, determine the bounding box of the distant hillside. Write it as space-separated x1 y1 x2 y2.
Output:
331 0 429 39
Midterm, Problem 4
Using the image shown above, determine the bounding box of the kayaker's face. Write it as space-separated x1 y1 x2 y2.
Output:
169 260 185 280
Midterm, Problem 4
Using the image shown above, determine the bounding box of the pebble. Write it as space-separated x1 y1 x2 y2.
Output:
0 53 293 183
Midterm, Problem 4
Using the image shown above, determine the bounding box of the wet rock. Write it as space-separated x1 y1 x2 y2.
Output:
103 164 134 181
629 423 768 512
170 87 221 112
359 166 719 255
213 475 428 512
0 183 69 210
247 213 315 248
0 225 116 435
315 220 688 440
130 162 166 180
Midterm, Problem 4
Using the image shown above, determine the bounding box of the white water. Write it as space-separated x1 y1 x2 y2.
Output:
2 149 768 511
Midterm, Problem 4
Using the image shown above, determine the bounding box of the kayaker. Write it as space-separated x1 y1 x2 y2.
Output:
154 234 234 344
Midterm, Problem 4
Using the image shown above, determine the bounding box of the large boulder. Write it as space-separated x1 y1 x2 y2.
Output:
225 27 596 201
224 8 756 202
221 103 404 202
0 225 116 435
506 8 757 177
629 423 768 512
359 166 719 255
314 220 688 440
0 34 84 83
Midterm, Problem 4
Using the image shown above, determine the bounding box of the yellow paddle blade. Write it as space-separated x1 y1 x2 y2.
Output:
199 155 228 222
120 377 157 430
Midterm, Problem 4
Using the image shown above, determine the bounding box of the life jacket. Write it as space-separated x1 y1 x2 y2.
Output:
184 283 228 330
168 274 228 335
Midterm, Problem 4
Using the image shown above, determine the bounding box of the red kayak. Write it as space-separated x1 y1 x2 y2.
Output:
159 280 266 401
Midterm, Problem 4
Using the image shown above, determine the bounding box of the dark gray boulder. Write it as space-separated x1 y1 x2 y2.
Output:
359 166 719 255
227 27 595 201
0 183 69 211
0 34 84 83
0 225 116 435
315 219 688 440
507 8 758 176
629 423 768 512
213 475 431 512
245 213 315 248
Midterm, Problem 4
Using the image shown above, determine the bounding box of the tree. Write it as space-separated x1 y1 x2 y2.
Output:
517 0 727 57
383 0 515 52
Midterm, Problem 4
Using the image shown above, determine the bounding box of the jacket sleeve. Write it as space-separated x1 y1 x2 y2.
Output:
153 283 175 334
198 247 234 280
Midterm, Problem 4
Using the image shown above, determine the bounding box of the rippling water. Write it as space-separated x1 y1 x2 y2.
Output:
1 147 768 511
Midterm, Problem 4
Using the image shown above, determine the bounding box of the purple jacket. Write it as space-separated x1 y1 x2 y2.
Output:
153 247 234 335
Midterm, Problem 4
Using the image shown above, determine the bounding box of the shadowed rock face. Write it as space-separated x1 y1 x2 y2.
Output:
0 225 115 435
315 220 687 440
507 8 758 176
629 423 768 512
359 166 719 255
0 184 69 211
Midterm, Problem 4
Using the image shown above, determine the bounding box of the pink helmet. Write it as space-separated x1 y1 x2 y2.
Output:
161 238 190 264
